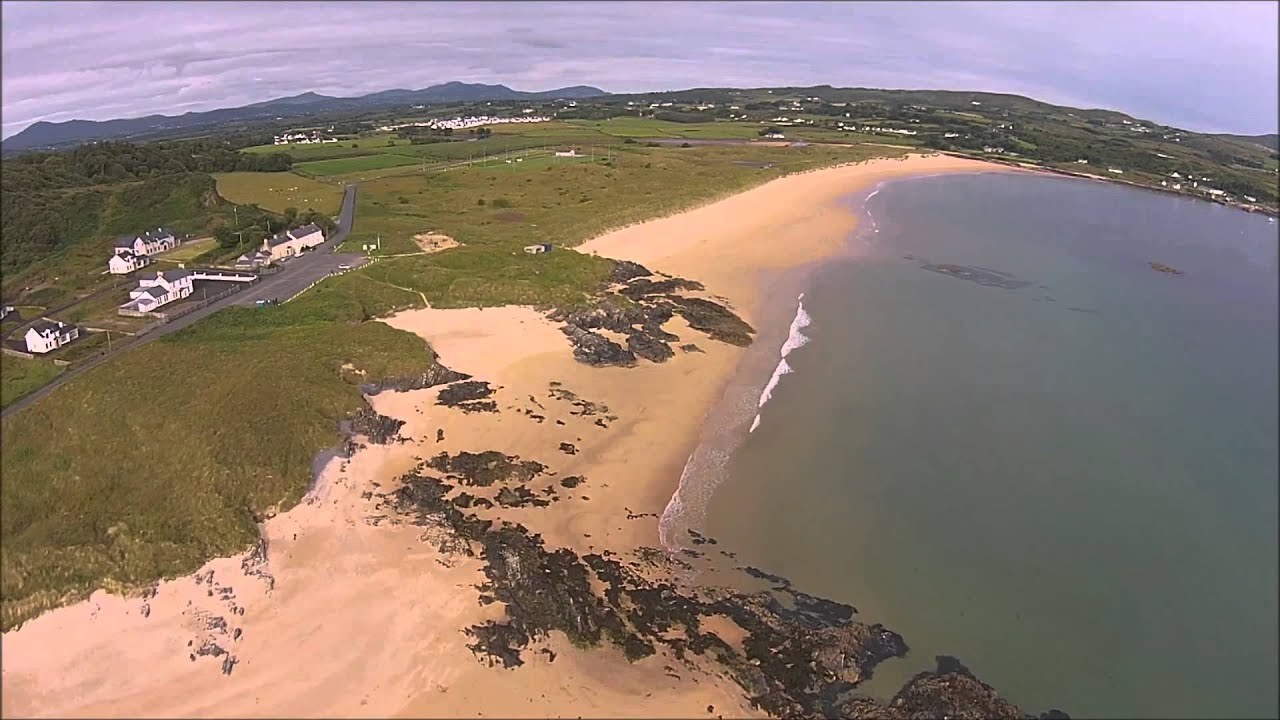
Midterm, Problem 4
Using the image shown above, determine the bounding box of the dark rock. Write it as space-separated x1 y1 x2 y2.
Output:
437 381 495 407
436 428 445 442
610 260 653 283
560 326 637 367
348 404 405 444
559 442 578 455
559 475 585 489
627 329 675 363
495 485 552 508
679 343 705 354
221 655 238 676
363 363 471 395
233 628 242 642
618 276 705 301
665 295 755 346
425 451 547 487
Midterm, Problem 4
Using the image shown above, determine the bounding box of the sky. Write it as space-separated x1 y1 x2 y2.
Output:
2 1 1277 139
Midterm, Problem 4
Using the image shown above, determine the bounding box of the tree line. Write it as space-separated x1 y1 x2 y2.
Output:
2 139 294 193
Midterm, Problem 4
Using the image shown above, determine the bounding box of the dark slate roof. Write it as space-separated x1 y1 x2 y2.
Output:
113 250 137 260
290 223 323 238
158 269 191 281
140 287 167 299
141 228 174 241
29 319 62 335
265 232 294 248
114 235 138 247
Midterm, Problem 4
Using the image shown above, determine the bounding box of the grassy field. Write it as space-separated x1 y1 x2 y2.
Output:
155 237 217 263
294 153 422 177
0 137 902 631
0 356 64 409
212 172 345 215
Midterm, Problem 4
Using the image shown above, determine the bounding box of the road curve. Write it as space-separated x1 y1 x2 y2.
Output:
2 185 360 420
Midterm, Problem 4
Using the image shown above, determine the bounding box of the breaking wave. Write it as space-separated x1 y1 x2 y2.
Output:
749 294 811 433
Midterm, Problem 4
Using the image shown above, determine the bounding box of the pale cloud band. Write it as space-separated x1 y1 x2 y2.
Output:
1 0 1276 139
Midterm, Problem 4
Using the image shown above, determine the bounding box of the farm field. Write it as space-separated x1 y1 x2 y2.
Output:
294 153 422 177
154 236 217 263
212 172 345 214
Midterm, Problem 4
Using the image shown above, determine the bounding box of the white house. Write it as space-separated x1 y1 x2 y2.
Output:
24 319 79 354
763 132 786 140
113 228 178 257
0 305 13 320
554 149 579 158
235 249 275 269
119 269 194 314
108 250 152 275
262 223 325 261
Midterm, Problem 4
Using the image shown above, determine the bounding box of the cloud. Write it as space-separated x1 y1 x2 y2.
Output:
1 0 1276 138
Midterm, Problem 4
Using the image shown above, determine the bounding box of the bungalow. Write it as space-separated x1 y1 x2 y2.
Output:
763 132 786 140
554 149 579 157
235 249 275 270
108 250 152 275
524 243 553 254
24 318 79 354
262 223 325 261
119 269 193 314
113 227 178 257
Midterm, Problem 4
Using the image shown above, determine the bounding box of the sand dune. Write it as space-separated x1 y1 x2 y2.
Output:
1 154 1009 718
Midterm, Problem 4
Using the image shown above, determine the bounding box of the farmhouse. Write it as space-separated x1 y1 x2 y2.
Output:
24 319 79 354
263 223 325 261
108 250 152 275
113 227 178 257
119 269 194 314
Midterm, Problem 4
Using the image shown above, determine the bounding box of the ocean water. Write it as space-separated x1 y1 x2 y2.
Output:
681 173 1279 718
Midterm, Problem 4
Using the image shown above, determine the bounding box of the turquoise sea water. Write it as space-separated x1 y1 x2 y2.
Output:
681 173 1278 718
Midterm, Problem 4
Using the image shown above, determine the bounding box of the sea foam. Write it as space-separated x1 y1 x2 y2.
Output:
749 294 811 433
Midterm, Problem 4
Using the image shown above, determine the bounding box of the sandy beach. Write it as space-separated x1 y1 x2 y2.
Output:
1 153 1009 718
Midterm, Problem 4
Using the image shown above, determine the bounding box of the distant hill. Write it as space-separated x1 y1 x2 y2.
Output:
2 82 609 152
1211 133 1279 151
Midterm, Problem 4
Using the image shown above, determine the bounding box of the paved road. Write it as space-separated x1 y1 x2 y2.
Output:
2 185 362 420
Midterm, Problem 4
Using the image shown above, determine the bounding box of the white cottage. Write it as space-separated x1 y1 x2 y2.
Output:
108 250 152 275
119 269 194 314
113 228 178 257
262 223 325 261
24 319 79 354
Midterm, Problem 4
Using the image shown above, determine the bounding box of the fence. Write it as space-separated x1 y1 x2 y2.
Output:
1 346 34 360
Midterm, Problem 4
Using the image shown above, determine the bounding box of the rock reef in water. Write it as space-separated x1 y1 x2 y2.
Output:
385 461 1068 719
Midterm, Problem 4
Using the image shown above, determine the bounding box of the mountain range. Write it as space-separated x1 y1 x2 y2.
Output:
2 82 608 152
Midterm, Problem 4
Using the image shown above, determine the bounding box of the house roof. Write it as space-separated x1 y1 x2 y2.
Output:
290 223 322 238
114 235 139 248
159 269 191 281
28 319 65 335
140 287 167 299
265 232 295 248
141 228 174 241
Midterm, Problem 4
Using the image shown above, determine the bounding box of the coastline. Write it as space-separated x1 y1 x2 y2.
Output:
0 154 1020 718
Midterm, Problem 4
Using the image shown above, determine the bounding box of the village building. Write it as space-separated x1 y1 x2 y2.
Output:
119 269 194 314
262 223 325 261
554 149 579 157
234 249 276 270
108 250 152 275
524 243 553 254
24 318 80 354
113 228 178 257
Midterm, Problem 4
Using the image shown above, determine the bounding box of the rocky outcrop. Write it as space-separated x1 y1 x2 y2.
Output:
609 260 654 283
385 461 1066 719
436 380 499 413
627 328 676 362
664 295 755 347
362 363 471 396
560 325 637 367
347 404 405 444
835 656 1070 719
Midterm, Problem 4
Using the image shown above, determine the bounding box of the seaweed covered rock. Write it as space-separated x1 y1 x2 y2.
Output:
362 363 471 395
619 276 706 301
347 404 405 444
425 451 547 487
834 655 1069 719
437 380 498 412
665 295 755 346
550 299 650 334
626 329 675 362
610 260 654 283
560 326 637 367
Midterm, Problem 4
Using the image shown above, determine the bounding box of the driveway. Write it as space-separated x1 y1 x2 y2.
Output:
2 185 361 420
